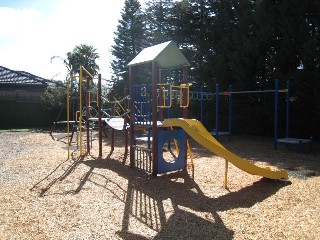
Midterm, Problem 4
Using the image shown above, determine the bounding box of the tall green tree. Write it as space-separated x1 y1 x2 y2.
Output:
183 0 216 87
210 0 259 89
144 0 174 45
111 0 146 91
109 0 320 137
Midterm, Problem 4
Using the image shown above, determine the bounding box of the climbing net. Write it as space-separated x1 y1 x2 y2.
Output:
80 95 130 120
101 95 130 118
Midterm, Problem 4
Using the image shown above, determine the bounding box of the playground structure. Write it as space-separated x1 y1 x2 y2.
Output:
63 67 130 160
65 67 98 158
193 80 312 152
128 41 191 176
62 41 289 187
127 41 288 184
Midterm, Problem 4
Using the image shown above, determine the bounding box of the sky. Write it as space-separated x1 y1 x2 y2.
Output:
0 0 147 81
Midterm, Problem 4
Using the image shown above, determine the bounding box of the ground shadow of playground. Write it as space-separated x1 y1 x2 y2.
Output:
81 157 290 240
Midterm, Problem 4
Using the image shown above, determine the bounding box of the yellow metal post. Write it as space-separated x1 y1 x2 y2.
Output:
75 111 80 148
224 160 229 188
186 140 194 177
78 66 94 156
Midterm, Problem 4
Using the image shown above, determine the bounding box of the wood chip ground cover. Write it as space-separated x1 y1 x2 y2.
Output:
0 131 319 239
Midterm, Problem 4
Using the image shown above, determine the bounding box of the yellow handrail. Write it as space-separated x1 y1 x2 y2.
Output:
179 84 189 108
157 83 172 108
172 84 189 108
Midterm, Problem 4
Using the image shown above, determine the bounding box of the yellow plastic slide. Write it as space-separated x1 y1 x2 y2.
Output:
162 118 288 180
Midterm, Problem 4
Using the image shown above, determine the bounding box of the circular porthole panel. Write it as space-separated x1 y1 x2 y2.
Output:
162 138 180 163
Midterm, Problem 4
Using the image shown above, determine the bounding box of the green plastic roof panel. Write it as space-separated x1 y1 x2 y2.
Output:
128 41 190 69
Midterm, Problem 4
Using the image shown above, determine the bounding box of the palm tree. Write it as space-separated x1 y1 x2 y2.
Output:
48 44 100 112
66 44 100 77
51 44 100 78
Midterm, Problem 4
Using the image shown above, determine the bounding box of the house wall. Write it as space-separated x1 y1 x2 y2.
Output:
0 102 58 129
0 84 59 129
0 84 45 103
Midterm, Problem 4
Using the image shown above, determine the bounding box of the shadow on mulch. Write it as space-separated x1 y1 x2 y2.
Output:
30 149 291 239
31 132 311 239
79 157 290 240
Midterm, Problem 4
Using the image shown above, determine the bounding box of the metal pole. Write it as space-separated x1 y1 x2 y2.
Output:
159 69 164 121
152 62 159 176
129 66 135 167
274 79 279 150
98 74 102 158
124 87 129 156
228 85 232 140
79 67 83 154
67 77 70 160
110 89 114 153
286 81 290 138
183 65 189 170
86 75 90 154
216 84 219 139
224 160 229 188
200 85 204 123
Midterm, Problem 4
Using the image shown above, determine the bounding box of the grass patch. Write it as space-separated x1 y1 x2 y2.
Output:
0 128 40 132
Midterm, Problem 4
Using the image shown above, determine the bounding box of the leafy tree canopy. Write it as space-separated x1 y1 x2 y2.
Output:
67 44 100 77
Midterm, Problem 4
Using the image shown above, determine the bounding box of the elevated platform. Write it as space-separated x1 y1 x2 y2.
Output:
89 117 163 131
210 130 231 140
277 137 312 152
210 130 230 136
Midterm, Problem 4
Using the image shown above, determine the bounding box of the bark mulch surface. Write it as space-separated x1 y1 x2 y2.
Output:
0 130 319 239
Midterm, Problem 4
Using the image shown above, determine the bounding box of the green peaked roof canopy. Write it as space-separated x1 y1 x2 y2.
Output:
128 41 190 69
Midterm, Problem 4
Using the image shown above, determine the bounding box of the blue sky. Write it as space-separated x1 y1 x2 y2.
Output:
0 0 147 80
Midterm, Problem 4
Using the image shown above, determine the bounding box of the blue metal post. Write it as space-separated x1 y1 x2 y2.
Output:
200 85 204 123
286 81 290 139
228 85 232 140
216 84 219 139
274 79 279 150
